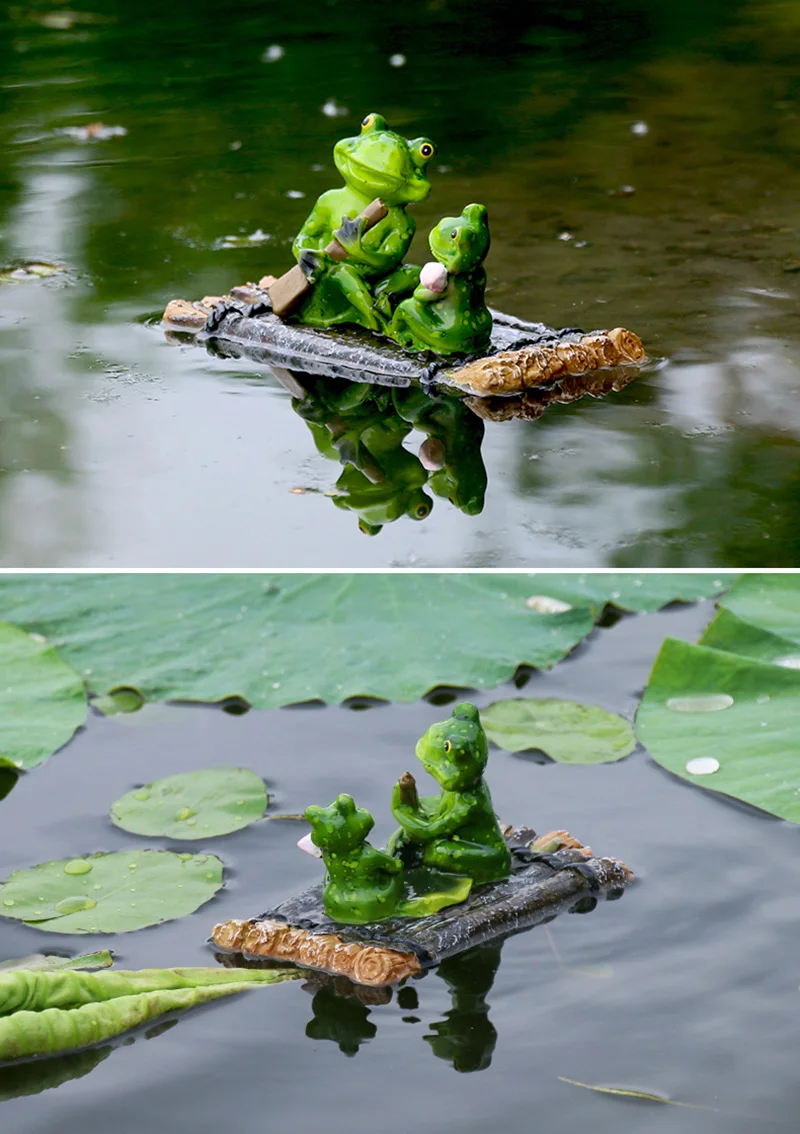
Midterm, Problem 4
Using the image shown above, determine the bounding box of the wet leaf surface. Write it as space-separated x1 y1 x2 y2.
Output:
481 698 636 763
0 851 224 933
111 768 267 839
636 637 800 821
0 622 87 770
0 575 596 707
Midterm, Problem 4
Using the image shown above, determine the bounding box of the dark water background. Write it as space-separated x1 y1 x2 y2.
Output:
2 598 800 1130
1 0 800 565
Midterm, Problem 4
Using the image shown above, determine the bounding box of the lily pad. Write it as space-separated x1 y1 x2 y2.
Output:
700 608 800 666
719 574 800 644
0 261 67 284
0 951 114 973
636 637 800 821
521 572 737 614
480 698 636 763
110 768 267 839
0 621 87 770
0 851 224 934
396 869 472 918
0 574 596 707
91 687 144 716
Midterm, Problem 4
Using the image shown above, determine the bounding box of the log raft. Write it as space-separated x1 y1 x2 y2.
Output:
210 830 633 987
163 281 646 398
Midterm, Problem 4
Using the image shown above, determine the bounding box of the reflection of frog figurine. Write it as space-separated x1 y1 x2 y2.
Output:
393 387 487 517
292 113 435 333
305 794 403 924
389 703 511 884
389 204 492 355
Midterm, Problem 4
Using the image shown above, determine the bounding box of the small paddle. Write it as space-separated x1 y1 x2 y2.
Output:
268 197 389 318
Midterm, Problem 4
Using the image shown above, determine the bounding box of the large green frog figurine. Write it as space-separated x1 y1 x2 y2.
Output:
292 113 436 333
389 204 493 355
389 702 511 885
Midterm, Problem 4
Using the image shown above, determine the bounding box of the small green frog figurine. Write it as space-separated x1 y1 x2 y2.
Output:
388 204 493 355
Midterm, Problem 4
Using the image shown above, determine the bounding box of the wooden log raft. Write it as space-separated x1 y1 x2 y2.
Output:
163 282 646 398
210 830 633 987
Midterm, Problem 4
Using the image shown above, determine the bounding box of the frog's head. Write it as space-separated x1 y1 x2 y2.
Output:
415 702 488 790
333 460 433 534
429 203 490 274
334 113 436 206
305 793 374 854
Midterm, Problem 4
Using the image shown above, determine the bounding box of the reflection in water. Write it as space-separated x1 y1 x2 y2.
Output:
285 370 636 535
0 769 18 801
423 942 502 1073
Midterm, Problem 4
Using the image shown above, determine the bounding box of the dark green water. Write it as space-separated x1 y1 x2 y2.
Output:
3 599 800 1131
2 0 800 565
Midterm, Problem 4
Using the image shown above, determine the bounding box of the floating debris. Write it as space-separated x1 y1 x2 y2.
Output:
558 231 574 242
609 185 636 197
58 123 127 141
321 98 348 118
0 261 67 284
389 54 406 67
214 229 272 250
685 757 721 776
285 190 306 199
262 44 285 62
665 694 734 712
630 121 649 136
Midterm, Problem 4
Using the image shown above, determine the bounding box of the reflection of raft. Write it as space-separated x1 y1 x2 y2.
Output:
163 282 646 398
210 830 633 987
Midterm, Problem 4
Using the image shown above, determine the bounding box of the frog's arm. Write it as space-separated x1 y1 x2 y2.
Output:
335 218 413 271
292 196 338 258
363 845 403 874
391 784 476 840
411 284 444 304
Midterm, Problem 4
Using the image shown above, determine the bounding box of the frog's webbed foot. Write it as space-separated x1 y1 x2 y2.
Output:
298 249 325 282
334 214 364 253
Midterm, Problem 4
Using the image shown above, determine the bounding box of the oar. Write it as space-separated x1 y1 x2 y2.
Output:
269 197 388 318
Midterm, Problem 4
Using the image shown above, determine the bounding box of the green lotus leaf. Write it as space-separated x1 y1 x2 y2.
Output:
0 850 224 933
0 621 87 770
0 574 597 707
636 637 800 821
111 767 268 840
700 608 800 666
481 698 636 763
521 572 737 614
719 574 800 644
0 951 114 973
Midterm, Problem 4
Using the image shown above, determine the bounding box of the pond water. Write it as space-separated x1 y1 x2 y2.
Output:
2 0 800 566
2 598 800 1130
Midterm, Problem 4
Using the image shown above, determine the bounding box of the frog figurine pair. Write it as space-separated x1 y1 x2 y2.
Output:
302 703 511 924
290 113 492 356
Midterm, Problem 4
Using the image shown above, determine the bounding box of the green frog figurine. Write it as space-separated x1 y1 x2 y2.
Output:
292 113 436 333
388 702 511 885
389 204 493 355
304 794 403 924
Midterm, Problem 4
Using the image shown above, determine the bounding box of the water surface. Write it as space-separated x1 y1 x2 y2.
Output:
1 0 800 564
2 600 800 1131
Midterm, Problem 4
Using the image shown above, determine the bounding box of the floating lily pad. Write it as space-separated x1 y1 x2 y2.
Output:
0 951 114 973
521 573 737 614
0 622 87 770
110 768 267 839
636 637 800 821
0 575 597 707
0 850 224 933
480 698 636 763
719 574 800 644
700 608 800 666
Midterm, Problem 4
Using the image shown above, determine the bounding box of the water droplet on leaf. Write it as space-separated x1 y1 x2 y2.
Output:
526 595 572 614
686 757 720 775
54 896 97 915
64 859 92 875
666 694 734 712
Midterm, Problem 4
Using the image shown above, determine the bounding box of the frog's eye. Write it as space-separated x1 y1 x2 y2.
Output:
444 740 452 754
451 228 458 239
416 503 429 518
362 114 375 129
420 142 434 159
411 139 436 165
361 113 386 132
